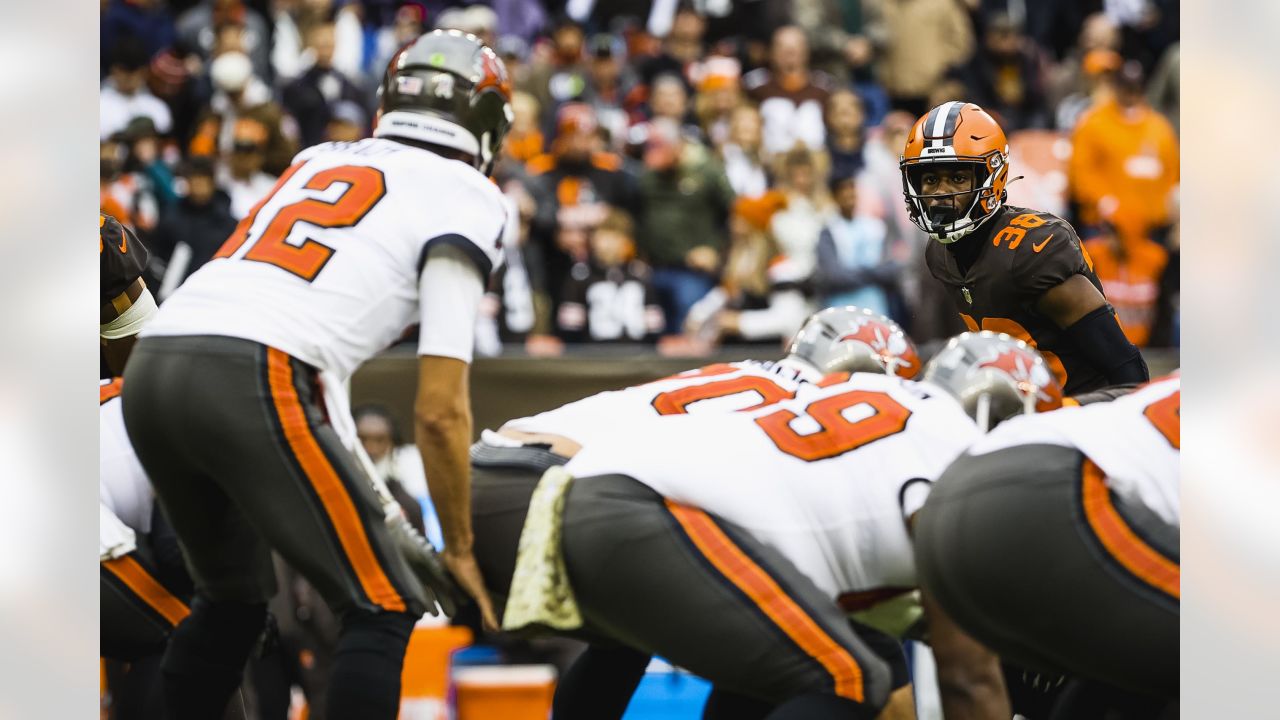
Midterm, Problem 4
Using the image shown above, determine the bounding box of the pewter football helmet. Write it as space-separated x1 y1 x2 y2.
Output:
787 306 921 379
922 331 1063 431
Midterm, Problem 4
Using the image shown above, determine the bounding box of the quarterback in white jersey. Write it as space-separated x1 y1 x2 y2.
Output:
142 136 505 378
916 372 1180 710
120 31 512 720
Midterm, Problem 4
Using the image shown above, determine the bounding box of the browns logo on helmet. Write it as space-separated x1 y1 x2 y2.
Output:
900 102 1010 244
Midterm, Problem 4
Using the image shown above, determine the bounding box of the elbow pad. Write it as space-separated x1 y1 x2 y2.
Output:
1062 306 1149 385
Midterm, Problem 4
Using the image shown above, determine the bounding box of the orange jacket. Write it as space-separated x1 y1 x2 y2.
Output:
1069 99 1179 229
1084 236 1169 347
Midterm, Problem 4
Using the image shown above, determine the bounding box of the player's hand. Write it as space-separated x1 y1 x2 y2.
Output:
442 548 501 632
387 513 462 617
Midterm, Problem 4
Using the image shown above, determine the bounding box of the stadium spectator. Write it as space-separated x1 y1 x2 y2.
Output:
1068 60 1179 232
365 2 428 86
101 37 175 140
720 104 771 197
825 87 868 183
814 175 895 316
869 0 974 117
1082 207 1170 348
638 7 705 92
190 49 297 174
480 178 560 356
1049 12 1121 124
150 157 238 301
177 0 272 82
324 100 367 142
769 146 833 279
217 118 277 220
579 33 636 151
503 91 546 164
958 12 1050 131
557 209 664 343
524 15 590 123
635 118 735 334
282 22 368 148
683 190 808 347
629 73 703 150
1054 47 1121 131
101 134 161 236
121 116 177 214
527 103 635 314
744 25 833 156
692 55 744 151
101 0 177 71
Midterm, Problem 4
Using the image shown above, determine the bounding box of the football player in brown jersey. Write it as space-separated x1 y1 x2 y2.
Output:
100 213 157 375
901 102 1148 395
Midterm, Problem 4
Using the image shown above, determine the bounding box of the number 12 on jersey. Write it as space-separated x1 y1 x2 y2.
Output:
215 164 388 281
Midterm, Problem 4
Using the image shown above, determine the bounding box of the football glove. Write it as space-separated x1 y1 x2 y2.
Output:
386 511 462 617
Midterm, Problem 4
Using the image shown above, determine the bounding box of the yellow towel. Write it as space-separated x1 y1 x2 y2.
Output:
850 591 925 640
501 466 584 633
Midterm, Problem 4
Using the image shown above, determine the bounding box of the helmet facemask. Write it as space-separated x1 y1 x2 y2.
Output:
901 155 1006 244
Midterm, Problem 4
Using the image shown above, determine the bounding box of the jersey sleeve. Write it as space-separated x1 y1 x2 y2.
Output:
414 169 507 281
100 214 149 305
1011 214 1088 299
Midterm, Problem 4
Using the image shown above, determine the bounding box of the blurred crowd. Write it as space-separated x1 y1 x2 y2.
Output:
101 0 1181 356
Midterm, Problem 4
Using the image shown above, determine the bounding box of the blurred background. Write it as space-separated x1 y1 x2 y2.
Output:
98 0 1181 718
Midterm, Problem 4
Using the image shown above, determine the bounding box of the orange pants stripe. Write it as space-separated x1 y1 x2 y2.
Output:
102 555 191 627
1081 459 1179 600
665 500 865 702
266 348 406 613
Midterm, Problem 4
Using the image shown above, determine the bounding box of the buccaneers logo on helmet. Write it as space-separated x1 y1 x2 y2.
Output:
837 318 921 379
979 348 1063 412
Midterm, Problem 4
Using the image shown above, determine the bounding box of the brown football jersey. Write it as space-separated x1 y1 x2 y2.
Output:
100 213 149 307
925 204 1108 395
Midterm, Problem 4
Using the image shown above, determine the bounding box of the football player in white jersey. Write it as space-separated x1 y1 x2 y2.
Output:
470 306 922 718
120 30 511 719
915 366 1179 717
100 379 207 717
470 330 1058 719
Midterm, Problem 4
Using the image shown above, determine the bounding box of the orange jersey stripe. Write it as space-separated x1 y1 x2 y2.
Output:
666 500 865 701
100 378 124 405
1081 459 1179 600
103 555 191 627
266 348 406 612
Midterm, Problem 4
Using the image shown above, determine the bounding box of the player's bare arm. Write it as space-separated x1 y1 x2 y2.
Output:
414 354 499 630
100 277 147 375
1036 273 1108 327
920 586 1010 720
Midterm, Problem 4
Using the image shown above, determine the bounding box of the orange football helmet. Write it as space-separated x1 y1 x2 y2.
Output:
900 102 1010 243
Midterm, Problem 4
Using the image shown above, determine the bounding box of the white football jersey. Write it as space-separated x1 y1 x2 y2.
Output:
100 394 153 550
565 373 980 602
143 138 507 377
967 375 1180 524
501 359 826 446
